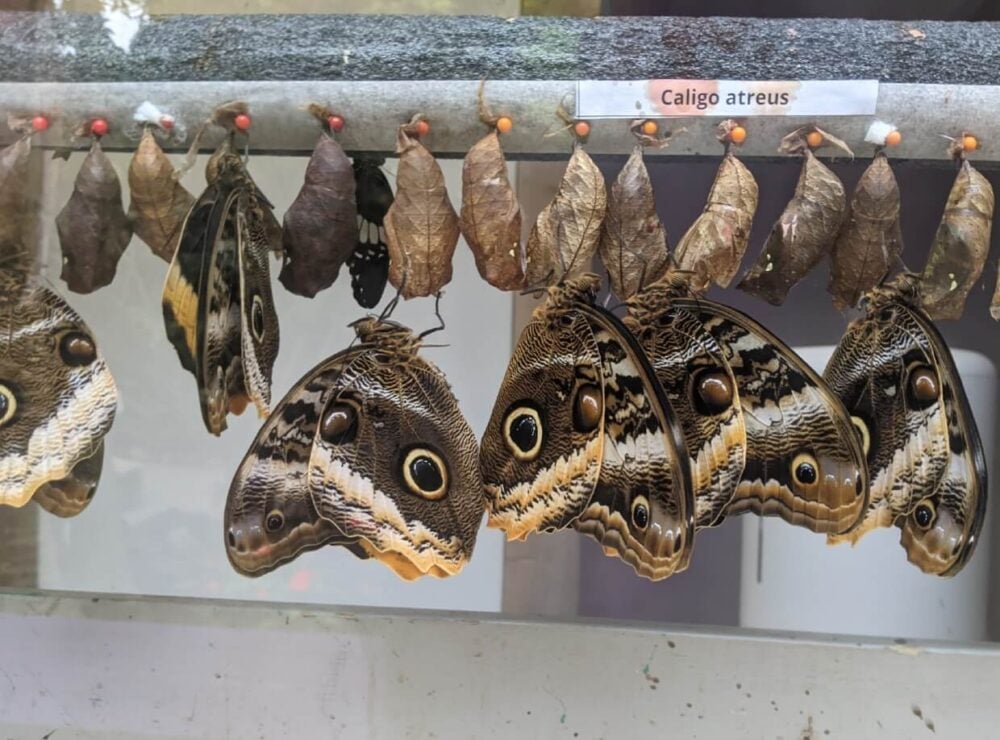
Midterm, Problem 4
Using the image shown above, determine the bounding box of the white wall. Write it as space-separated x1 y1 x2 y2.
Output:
32 147 507 612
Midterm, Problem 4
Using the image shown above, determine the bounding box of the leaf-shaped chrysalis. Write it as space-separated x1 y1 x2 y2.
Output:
128 127 195 262
57 137 133 294
384 116 461 299
739 129 849 305
524 142 607 287
920 153 994 321
279 110 358 299
828 152 904 310
460 120 524 290
598 124 669 300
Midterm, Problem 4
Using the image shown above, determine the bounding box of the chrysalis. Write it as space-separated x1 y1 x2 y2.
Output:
674 120 758 292
128 126 195 262
524 116 606 287
279 107 358 298
384 115 460 299
459 86 524 290
56 130 133 294
920 139 994 321
739 127 850 305
0 130 34 258
598 120 670 300
348 155 393 309
828 152 904 310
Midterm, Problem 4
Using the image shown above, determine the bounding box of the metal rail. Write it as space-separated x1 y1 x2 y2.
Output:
0 79 996 162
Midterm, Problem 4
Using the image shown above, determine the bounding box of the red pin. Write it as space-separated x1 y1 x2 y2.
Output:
234 113 251 131
31 115 49 132
90 118 109 137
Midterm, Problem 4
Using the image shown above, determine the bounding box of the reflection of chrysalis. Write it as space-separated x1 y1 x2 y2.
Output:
128 127 195 263
348 155 393 309
599 141 669 300
740 149 846 305
828 152 903 310
524 143 606 287
0 135 34 258
384 116 460 299
918 159 994 320
674 124 758 292
57 137 133 294
280 111 358 298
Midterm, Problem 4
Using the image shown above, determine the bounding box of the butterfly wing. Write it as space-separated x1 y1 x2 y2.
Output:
162 181 222 375
896 305 986 576
571 305 695 580
675 297 868 535
225 351 364 577
307 323 484 580
823 299 949 544
237 188 280 418
626 289 747 529
480 284 606 541
195 185 244 435
0 277 117 508
32 442 104 518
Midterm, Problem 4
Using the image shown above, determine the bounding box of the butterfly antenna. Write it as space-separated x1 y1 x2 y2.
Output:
419 291 446 339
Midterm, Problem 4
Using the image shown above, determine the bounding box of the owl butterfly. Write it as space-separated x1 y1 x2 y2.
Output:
824 274 985 575
0 271 117 514
481 274 694 580
162 138 280 436
226 318 484 581
668 289 869 535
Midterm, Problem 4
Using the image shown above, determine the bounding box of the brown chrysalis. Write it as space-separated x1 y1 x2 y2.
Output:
128 126 195 263
920 139 994 321
739 127 850 305
828 152 903 310
598 120 670 300
384 115 461 299
674 120 758 292
279 105 358 298
0 131 34 258
524 114 607 287
459 85 524 291
56 133 133 294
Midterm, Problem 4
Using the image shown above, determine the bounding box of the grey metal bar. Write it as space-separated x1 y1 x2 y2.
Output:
1 13 999 85
0 80 996 162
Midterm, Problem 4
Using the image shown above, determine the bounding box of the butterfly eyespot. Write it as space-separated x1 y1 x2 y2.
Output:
791 453 819 486
572 384 602 433
692 367 734 415
913 501 936 530
320 400 359 445
906 364 939 409
402 448 448 500
851 415 871 456
265 510 285 532
504 406 543 461
0 384 16 427
631 496 650 530
59 332 97 366
251 294 265 342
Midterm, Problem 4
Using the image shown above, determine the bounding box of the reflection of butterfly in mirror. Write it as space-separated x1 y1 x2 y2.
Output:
824 274 986 576
674 294 869 536
162 141 280 436
348 155 393 309
0 272 117 514
481 274 695 581
226 318 484 581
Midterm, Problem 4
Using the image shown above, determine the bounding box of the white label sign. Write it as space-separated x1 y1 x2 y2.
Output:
576 79 879 118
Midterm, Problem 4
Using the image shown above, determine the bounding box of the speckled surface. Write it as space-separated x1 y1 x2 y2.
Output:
0 13 997 83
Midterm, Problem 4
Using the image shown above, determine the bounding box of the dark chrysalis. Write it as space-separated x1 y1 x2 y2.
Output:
348 155 393 309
